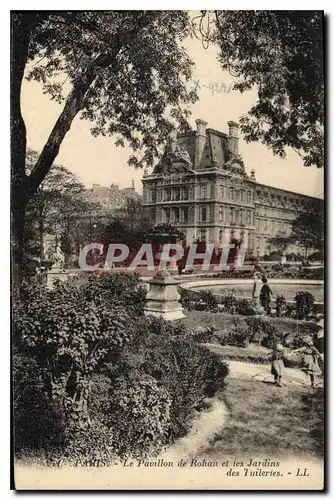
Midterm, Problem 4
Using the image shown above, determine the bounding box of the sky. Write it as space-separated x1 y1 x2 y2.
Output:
21 24 324 199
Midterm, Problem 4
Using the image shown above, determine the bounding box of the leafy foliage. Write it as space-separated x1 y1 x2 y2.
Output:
13 275 228 464
291 213 324 255
214 11 324 167
11 12 197 284
275 294 287 317
20 11 197 174
235 298 264 316
228 318 250 347
294 291 314 320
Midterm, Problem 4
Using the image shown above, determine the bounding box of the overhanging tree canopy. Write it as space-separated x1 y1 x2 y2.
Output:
213 10 324 168
11 11 197 283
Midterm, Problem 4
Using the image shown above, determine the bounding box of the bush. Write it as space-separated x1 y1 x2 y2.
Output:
220 291 238 314
113 316 229 440
180 290 218 313
294 291 314 319
180 288 195 310
13 278 229 464
107 376 172 459
228 318 250 347
308 251 324 262
13 349 64 457
235 298 265 316
197 291 218 312
275 294 287 317
245 317 281 348
191 325 218 343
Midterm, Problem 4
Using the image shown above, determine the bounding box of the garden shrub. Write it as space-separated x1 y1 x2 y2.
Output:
294 291 314 319
110 316 229 440
179 288 195 310
197 291 218 312
245 317 281 348
235 298 265 316
275 294 287 317
13 277 229 464
228 318 250 347
191 325 218 343
13 348 64 456
180 290 218 312
106 375 172 460
220 291 238 314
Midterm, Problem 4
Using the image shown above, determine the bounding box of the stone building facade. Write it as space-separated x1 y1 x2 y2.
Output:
87 180 140 213
142 119 323 257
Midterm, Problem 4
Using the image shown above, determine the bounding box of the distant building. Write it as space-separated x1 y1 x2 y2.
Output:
86 180 141 216
142 119 323 257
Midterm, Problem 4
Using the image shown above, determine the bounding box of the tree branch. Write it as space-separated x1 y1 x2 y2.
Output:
27 41 123 196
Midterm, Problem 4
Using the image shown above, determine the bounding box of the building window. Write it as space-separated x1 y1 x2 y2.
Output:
164 209 170 223
247 210 251 224
200 184 207 200
256 219 259 230
182 207 189 224
220 185 224 200
230 207 234 223
181 186 189 200
172 188 180 201
235 190 240 202
264 219 268 231
219 205 223 222
247 191 252 204
201 206 207 222
219 230 223 244
200 228 207 242
230 187 234 201
163 189 171 202
241 190 245 203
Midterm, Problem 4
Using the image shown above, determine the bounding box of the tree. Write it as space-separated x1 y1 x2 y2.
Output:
25 149 87 263
291 213 324 258
213 11 324 168
268 235 296 253
11 12 197 285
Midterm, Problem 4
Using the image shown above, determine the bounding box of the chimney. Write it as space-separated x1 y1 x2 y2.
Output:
195 118 208 168
227 121 240 155
131 179 135 190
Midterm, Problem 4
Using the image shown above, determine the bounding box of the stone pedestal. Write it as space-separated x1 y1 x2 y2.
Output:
144 270 185 321
46 267 68 290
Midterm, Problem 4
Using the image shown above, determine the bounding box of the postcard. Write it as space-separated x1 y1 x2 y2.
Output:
11 10 324 491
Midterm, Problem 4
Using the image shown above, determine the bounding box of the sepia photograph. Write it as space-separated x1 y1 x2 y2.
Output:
10 9 324 491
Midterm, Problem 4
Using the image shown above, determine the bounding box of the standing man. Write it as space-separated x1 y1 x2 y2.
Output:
259 277 273 314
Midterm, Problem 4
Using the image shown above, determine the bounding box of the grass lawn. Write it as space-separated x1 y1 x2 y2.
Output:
182 310 318 337
203 378 323 460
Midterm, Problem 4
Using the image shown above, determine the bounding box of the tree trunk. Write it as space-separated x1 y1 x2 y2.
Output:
39 218 45 262
11 200 27 294
28 40 123 197
11 14 37 289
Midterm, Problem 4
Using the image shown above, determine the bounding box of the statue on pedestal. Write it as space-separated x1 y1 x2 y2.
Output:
51 241 66 270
